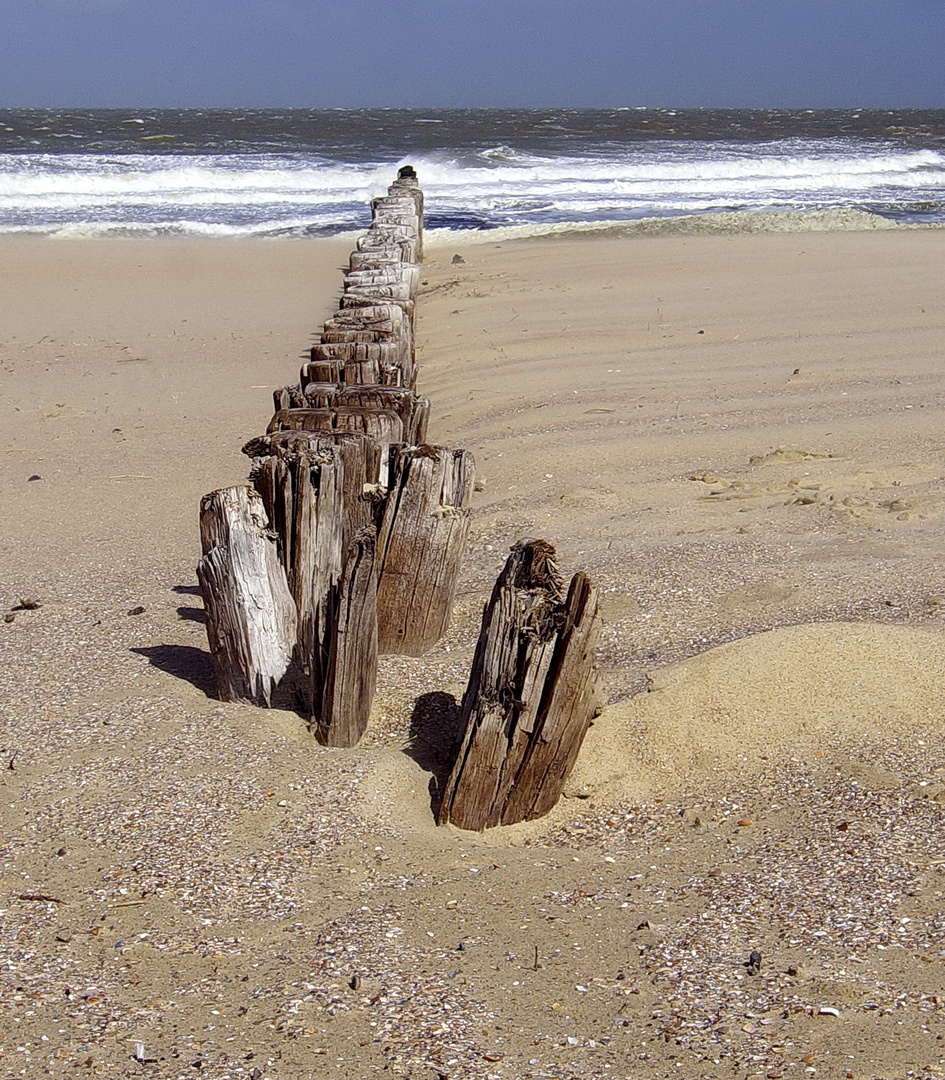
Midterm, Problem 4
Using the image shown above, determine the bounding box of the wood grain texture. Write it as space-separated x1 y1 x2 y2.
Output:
356 227 418 264
333 385 427 444
375 445 475 656
348 251 419 278
197 486 297 707
264 407 401 483
438 539 601 831
280 385 426 444
315 526 378 747
242 434 343 713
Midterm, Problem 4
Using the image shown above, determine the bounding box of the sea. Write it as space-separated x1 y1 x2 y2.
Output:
1 108 944 240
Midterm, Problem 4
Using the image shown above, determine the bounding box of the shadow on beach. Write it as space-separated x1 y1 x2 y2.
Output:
132 643 217 697
405 691 463 817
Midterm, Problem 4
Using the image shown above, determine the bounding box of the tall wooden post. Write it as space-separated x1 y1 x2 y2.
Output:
375 445 475 655
197 486 298 707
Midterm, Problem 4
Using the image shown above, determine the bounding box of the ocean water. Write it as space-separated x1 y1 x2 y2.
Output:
1 108 944 239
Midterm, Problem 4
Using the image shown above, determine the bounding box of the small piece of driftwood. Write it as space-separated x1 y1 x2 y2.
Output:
197 486 297 707
375 445 474 655
438 539 601 831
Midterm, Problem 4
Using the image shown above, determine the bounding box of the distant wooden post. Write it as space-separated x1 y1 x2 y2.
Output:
197 486 298 707
438 539 601 831
375 445 474 655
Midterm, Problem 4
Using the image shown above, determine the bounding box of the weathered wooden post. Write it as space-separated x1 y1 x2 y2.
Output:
315 526 378 747
375 445 475 655
197 486 298 707
438 539 602 831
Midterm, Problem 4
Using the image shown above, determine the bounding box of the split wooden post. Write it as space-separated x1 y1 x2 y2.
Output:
197 486 298 707
375 445 475 655
241 432 381 742
243 434 346 713
437 539 601 831
315 526 378 747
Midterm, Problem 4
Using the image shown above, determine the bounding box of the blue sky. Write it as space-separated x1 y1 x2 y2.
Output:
3 0 944 108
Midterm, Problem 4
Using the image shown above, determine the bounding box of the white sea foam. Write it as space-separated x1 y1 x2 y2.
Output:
0 140 942 236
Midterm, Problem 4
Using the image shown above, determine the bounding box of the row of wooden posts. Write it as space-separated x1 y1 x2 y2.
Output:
197 168 603 830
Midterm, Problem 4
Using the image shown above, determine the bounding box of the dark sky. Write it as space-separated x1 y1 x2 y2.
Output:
3 0 945 109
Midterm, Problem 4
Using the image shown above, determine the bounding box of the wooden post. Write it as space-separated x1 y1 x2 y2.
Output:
309 341 405 372
241 434 344 721
356 227 418 264
197 486 298 707
437 539 601 831
323 303 413 360
332 385 428 444
276 385 428 444
302 356 344 385
315 526 378 747
309 340 410 387
267 407 334 435
375 445 475 655
342 281 415 303
345 265 420 297
264 407 403 483
243 429 376 572
241 432 382 733
349 251 419 277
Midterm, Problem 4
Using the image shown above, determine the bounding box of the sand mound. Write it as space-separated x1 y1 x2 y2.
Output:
571 621 945 801
354 622 945 837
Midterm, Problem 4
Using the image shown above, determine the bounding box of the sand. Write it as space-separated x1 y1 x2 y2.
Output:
3 227 945 1078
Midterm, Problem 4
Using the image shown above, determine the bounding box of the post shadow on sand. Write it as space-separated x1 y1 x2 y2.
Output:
406 691 465 817
130 586 214 695
171 583 207 622
131 644 217 697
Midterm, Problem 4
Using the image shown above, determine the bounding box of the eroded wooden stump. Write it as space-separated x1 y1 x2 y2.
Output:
315 526 378 747
197 486 297 707
375 445 474 655
243 434 342 709
438 539 601 831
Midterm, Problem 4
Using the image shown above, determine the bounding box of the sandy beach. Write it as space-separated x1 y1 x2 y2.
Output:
4 226 945 1079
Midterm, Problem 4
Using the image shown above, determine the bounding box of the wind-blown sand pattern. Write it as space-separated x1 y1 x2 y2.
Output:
3 226 945 1077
